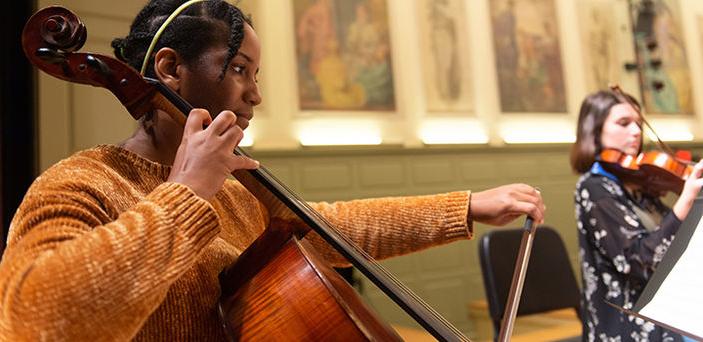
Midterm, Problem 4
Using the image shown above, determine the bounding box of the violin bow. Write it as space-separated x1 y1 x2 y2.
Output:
497 216 537 342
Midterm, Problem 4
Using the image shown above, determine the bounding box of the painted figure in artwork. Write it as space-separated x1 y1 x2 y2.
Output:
294 0 395 110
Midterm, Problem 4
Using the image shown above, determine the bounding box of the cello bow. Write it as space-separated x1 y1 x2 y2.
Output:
498 216 537 342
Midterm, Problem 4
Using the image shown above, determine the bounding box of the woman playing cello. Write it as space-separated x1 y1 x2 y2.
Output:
0 0 544 339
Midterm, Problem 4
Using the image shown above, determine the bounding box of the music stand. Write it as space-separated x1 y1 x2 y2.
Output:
608 194 703 341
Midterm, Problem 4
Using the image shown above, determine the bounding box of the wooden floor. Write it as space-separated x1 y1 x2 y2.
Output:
394 317 580 341
393 301 582 341
392 325 441 342
510 321 581 342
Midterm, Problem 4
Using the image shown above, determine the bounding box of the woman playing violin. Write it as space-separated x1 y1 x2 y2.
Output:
570 89 703 341
0 0 545 340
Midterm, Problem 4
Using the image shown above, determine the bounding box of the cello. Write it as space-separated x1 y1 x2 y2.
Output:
21 6 536 340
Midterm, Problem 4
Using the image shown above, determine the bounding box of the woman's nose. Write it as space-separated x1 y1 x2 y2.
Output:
245 83 262 106
630 123 642 136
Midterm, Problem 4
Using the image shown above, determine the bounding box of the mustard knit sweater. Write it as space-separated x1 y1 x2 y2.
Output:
0 145 471 341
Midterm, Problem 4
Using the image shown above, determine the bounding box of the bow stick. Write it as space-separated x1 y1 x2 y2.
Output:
498 216 537 342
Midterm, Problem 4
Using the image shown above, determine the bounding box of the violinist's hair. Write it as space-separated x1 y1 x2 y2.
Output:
111 0 252 80
570 90 642 174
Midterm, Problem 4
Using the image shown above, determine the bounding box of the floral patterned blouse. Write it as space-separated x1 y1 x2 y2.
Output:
574 165 683 342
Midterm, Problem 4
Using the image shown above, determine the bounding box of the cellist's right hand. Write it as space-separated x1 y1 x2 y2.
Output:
470 184 545 226
168 109 259 200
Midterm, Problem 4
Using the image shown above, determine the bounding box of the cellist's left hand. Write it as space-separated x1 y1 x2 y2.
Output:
168 109 259 200
469 184 545 226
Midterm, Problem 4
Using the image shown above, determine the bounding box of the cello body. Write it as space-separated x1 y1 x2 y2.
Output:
218 226 402 341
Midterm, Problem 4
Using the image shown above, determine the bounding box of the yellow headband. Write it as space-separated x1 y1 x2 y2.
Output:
140 0 206 75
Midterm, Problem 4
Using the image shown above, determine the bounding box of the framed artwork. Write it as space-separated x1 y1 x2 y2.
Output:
577 0 632 92
489 0 567 113
631 0 692 114
293 0 396 111
417 0 473 114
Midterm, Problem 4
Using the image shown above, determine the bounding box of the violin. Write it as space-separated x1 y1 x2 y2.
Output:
598 85 695 195
598 148 692 195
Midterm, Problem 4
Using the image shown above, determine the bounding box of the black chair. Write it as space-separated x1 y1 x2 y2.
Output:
478 226 581 340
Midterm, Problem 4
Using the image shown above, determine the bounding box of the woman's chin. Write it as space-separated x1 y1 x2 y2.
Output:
624 146 640 156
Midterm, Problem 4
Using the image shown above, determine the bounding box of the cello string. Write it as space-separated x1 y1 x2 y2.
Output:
246 160 464 334
253 163 464 334
152 80 452 327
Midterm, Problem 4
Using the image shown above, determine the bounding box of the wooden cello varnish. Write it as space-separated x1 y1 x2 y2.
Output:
219 228 402 341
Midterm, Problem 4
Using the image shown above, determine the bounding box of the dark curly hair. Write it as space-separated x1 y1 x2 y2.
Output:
111 0 253 81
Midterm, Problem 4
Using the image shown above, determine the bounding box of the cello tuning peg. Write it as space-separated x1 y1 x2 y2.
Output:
86 54 112 78
35 47 68 65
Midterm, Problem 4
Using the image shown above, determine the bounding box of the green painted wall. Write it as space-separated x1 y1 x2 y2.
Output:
254 144 577 338
253 143 703 338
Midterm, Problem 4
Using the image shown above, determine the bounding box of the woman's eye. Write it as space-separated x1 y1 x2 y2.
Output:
232 65 245 74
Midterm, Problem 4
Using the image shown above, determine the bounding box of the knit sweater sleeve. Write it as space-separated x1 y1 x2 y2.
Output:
0 162 219 340
304 191 471 266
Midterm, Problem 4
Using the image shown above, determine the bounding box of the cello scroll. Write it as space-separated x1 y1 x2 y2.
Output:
22 6 156 120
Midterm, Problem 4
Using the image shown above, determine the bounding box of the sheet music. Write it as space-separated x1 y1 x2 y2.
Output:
636 200 703 338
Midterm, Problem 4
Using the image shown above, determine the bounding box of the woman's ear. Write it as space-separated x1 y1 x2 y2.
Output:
153 48 184 92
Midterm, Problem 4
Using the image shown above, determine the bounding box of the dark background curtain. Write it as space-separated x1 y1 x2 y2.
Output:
1 1 37 255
